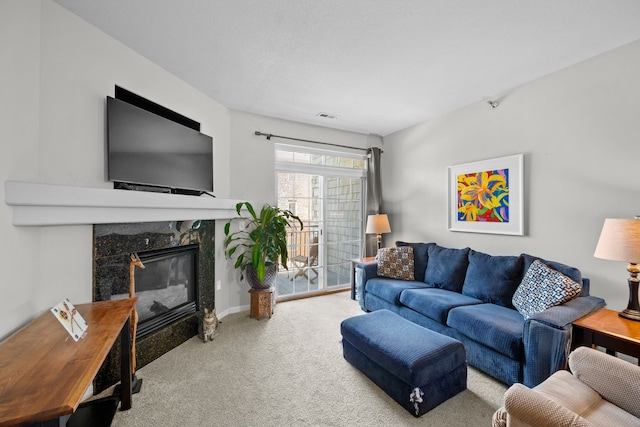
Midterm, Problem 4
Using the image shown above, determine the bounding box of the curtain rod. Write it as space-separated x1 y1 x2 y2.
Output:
254 131 382 153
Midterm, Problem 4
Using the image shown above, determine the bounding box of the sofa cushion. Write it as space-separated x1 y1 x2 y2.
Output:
447 303 524 359
461 250 524 309
365 278 431 305
396 241 435 283
512 260 583 320
399 288 483 324
376 246 415 280
424 245 470 292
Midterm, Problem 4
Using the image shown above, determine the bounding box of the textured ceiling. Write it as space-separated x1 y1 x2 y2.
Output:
52 0 640 136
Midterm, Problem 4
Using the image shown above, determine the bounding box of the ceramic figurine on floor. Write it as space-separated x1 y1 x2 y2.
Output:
202 307 219 342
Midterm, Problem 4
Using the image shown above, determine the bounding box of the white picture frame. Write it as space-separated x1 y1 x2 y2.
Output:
447 154 524 235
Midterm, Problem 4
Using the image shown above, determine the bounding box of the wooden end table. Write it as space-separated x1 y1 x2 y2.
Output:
572 308 640 365
249 288 273 320
350 257 376 300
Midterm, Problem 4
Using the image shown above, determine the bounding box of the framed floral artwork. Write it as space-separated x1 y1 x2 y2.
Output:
447 154 524 235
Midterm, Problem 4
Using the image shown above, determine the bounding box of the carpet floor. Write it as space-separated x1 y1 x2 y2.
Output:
109 292 507 426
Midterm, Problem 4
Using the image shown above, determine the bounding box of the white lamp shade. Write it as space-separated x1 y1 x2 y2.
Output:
594 218 640 263
366 214 391 235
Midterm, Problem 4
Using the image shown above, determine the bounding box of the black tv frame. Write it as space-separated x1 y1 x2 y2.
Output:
109 86 213 196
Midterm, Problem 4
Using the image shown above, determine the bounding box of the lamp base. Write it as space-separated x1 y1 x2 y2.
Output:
619 309 640 322
621 275 640 321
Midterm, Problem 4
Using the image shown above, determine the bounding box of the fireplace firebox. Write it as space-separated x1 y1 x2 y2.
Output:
111 244 199 339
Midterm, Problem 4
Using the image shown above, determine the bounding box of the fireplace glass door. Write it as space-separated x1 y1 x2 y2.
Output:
112 244 199 339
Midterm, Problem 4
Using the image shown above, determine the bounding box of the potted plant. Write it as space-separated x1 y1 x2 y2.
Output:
224 202 303 289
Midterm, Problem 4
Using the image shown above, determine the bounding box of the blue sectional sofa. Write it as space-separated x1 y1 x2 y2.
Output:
356 242 606 388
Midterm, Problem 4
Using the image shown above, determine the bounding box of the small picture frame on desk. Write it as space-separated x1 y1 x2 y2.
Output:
51 298 88 341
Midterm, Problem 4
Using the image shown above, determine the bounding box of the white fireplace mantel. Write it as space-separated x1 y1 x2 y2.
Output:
4 181 243 226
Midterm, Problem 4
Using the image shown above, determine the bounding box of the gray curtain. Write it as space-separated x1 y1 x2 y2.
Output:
365 147 382 257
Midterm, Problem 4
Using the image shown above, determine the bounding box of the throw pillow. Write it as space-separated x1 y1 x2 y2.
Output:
520 253 584 293
424 244 470 292
461 250 524 309
376 246 415 280
395 241 435 283
512 259 583 320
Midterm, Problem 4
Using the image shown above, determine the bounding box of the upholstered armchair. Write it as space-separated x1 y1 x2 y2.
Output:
492 346 640 426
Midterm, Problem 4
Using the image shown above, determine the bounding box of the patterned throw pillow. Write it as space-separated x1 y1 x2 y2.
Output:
376 247 415 280
512 259 583 320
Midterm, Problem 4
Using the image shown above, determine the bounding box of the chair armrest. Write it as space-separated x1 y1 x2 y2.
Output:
491 407 507 427
503 383 593 427
569 346 640 418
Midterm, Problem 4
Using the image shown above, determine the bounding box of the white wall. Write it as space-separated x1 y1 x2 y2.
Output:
382 39 640 310
1 0 43 339
0 0 232 339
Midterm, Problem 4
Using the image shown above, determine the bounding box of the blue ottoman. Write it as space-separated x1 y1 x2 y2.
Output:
341 309 467 417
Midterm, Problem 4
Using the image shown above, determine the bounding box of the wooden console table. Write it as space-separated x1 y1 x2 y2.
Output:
572 308 640 365
0 298 137 426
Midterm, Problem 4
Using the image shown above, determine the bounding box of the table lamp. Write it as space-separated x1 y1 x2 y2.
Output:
366 214 391 250
594 217 640 321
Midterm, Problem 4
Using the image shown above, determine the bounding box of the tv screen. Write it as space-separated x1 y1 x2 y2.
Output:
107 96 213 193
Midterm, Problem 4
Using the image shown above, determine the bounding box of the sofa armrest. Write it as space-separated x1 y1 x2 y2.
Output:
569 346 640 418
522 296 605 387
355 261 378 310
357 260 379 281
528 295 606 329
503 383 593 427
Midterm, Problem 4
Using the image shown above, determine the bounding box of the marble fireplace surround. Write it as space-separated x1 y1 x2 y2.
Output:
93 220 216 392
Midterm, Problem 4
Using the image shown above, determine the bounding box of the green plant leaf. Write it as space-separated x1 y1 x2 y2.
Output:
257 262 265 283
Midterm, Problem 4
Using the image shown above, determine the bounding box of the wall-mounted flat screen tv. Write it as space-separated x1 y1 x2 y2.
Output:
107 96 213 194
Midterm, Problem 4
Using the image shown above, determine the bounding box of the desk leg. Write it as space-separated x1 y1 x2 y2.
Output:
119 317 132 411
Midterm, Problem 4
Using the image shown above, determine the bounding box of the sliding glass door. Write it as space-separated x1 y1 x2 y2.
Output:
275 146 365 299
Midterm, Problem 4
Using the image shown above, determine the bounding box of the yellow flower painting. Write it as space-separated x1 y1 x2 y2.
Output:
457 168 509 223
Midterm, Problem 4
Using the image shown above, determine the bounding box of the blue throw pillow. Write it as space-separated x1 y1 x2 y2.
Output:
424 245 470 292
396 241 436 283
462 250 524 308
513 259 583 319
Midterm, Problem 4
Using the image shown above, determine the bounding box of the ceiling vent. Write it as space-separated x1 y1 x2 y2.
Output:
316 112 338 119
